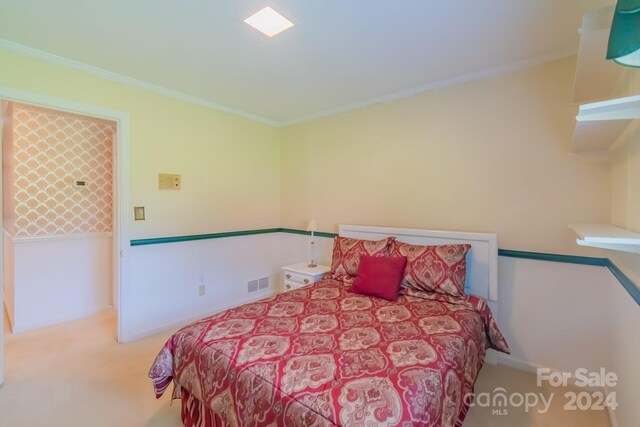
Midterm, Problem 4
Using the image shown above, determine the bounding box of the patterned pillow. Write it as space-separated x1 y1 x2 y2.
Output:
326 236 395 283
390 241 471 297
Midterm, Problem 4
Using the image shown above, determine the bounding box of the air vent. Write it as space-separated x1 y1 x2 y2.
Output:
248 280 259 293
259 277 269 290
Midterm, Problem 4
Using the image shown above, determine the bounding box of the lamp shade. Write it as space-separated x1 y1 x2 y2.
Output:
607 0 640 67
306 220 318 232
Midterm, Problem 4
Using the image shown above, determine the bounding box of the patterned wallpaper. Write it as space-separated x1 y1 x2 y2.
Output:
9 103 114 238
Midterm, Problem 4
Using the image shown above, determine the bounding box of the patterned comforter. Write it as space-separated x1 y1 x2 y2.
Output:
149 279 509 427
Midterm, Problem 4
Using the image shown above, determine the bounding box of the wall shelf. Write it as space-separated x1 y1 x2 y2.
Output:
571 6 640 154
571 95 640 153
568 223 640 254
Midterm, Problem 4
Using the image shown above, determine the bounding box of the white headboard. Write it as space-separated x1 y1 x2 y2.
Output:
339 225 498 303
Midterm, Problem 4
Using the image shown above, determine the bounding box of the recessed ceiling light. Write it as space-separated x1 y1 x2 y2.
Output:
244 7 294 37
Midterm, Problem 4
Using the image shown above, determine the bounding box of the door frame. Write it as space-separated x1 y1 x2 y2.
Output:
0 87 130 360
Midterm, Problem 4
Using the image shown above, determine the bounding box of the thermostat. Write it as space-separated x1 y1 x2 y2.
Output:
73 179 88 189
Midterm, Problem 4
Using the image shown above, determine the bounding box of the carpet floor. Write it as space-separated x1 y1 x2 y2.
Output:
0 309 610 427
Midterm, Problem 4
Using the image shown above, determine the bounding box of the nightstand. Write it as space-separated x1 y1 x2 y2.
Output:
282 263 330 292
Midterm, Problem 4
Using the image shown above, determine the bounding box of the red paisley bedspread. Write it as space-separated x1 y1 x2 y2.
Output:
149 279 509 427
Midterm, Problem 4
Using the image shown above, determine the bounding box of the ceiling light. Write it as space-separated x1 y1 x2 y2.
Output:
244 7 294 37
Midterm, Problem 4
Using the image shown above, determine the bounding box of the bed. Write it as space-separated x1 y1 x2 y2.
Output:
149 225 509 426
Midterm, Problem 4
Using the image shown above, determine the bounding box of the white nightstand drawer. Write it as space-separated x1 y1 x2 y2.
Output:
284 279 307 292
281 263 330 293
283 271 312 285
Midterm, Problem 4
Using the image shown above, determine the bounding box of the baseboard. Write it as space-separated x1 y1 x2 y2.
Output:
121 290 275 343
497 354 540 374
485 349 498 365
497 354 606 392
11 305 113 334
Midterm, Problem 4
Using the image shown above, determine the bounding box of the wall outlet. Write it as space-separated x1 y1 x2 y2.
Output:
198 284 206 296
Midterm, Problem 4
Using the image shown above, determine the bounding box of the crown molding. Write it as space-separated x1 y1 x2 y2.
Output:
0 38 577 128
0 39 280 127
281 47 579 126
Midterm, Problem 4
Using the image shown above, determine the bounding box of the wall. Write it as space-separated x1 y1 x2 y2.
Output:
2 101 14 236
2 232 14 328
611 122 640 279
0 48 282 339
280 57 611 255
609 122 640 427
0 101 7 386
1 101 14 328
0 49 281 239
10 235 113 332
496 257 612 374
127 233 280 339
10 103 114 237
279 56 640 423
608 270 640 427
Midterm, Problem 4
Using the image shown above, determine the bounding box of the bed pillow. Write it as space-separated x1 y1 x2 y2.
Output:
390 241 471 297
351 255 408 301
325 236 395 283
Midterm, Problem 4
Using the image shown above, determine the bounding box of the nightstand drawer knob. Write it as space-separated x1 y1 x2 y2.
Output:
286 274 291 279
304 278 309 284
286 284 291 290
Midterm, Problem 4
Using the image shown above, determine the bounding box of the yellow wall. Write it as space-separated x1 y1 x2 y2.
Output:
0 49 617 255
0 49 281 239
280 57 612 254
611 123 640 281
609 123 640 427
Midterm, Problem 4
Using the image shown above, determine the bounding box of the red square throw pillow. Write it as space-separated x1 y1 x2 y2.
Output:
351 255 408 301
325 236 395 283
390 241 471 297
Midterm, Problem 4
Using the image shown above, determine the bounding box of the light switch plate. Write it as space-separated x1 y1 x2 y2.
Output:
134 206 145 221
158 173 181 190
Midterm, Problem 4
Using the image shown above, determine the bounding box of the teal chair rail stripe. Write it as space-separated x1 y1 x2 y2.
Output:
130 228 281 246
498 249 638 305
497 249 609 267
606 260 640 305
130 228 337 246
129 228 638 304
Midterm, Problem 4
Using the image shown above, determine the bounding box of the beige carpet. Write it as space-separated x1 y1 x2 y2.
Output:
0 310 610 427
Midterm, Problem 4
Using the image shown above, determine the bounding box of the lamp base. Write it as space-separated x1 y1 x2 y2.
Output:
307 262 317 268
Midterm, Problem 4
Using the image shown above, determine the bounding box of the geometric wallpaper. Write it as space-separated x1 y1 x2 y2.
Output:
9 103 114 238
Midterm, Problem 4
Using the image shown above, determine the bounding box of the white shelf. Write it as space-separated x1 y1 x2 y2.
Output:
571 95 640 153
571 6 640 154
576 95 640 121
571 117 633 153
568 223 640 254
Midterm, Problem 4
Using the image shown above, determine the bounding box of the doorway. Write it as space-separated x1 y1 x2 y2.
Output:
0 89 129 385
3 101 116 334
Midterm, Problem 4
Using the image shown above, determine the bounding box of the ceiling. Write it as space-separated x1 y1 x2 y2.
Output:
0 0 613 125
